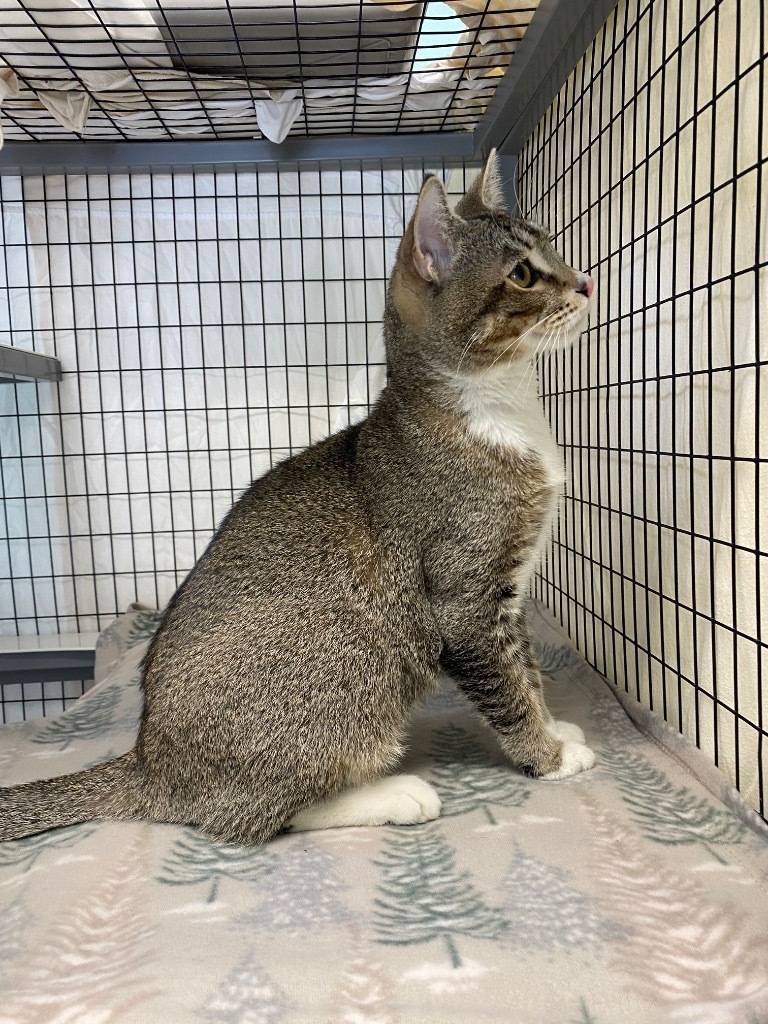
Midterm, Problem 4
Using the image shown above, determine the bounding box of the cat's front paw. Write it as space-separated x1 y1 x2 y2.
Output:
540 741 596 780
547 719 586 745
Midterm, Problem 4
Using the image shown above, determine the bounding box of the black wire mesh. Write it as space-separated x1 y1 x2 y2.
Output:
521 0 767 819
0 0 536 142
0 678 90 724
2 0 765 817
0 161 471 653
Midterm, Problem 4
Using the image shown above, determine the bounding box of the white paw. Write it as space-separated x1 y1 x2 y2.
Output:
286 775 441 832
541 741 596 781
547 720 586 745
380 775 442 825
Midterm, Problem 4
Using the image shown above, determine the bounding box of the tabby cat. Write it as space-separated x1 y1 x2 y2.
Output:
0 151 596 846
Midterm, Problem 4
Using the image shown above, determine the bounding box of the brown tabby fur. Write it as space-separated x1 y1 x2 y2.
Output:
0 153 592 845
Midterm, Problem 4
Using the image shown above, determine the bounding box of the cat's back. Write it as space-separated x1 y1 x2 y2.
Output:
220 423 370 552
142 421 429 675
165 424 383 607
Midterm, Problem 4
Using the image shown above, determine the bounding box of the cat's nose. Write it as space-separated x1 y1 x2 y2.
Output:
577 273 594 298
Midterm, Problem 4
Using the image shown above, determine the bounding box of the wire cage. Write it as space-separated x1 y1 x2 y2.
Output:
0 677 91 724
0 160 470 634
523 0 767 820
0 0 536 143
0 0 766 828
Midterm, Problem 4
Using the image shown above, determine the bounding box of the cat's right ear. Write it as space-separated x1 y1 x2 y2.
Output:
409 175 455 285
455 148 509 219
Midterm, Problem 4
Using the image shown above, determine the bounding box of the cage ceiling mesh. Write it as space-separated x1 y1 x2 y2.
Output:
0 0 536 143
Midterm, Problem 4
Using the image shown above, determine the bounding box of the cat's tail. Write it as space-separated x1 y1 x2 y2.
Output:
0 751 144 841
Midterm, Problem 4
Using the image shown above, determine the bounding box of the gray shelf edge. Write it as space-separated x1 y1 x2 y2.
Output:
0 0 617 176
474 0 622 159
0 648 96 686
0 343 62 383
0 132 477 176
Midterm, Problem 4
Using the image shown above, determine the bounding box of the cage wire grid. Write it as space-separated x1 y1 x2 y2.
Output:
0 676 90 723
522 0 767 817
1 0 766 821
0 161 472 654
0 0 536 143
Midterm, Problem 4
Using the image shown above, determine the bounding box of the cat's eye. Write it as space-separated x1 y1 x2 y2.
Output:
509 261 539 288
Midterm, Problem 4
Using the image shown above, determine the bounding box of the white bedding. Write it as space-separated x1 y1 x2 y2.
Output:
1 600 767 1023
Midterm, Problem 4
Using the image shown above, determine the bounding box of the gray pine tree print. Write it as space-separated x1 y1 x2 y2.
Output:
599 747 745 862
586 796 768 1009
374 824 508 968
422 684 471 714
501 844 624 952
0 897 27 984
237 843 351 933
31 685 121 750
571 999 598 1024
94 614 126 653
199 956 288 1024
157 828 275 903
83 748 118 770
337 943 395 1024
93 609 160 684
0 823 95 873
534 641 581 675
125 610 162 650
429 724 530 824
0 837 159 1024
587 692 644 746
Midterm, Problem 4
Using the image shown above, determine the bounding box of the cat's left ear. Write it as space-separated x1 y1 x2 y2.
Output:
455 148 509 219
391 175 455 332
411 175 455 285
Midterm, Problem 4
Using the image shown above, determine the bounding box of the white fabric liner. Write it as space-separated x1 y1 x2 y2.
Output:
0 0 533 143
0 68 20 147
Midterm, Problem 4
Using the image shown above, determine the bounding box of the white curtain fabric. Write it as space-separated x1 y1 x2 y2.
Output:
609 0 766 815
0 0 173 73
0 0 535 143
0 68 20 146
0 166 464 632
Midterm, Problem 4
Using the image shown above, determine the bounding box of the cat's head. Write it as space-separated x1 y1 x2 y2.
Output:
387 151 593 378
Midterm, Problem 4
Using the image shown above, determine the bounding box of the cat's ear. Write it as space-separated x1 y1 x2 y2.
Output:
455 148 509 219
391 175 455 332
410 175 455 285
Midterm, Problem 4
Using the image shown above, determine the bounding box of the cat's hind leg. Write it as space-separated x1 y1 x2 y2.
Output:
285 775 441 833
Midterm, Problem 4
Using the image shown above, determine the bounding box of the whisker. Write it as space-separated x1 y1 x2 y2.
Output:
480 310 561 378
534 324 562 392
510 327 552 405
503 170 522 217
454 326 483 379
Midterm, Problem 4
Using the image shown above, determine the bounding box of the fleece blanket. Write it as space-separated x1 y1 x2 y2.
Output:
0 600 767 1024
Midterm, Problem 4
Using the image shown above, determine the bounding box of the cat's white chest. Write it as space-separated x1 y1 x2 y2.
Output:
455 368 564 600
455 370 565 489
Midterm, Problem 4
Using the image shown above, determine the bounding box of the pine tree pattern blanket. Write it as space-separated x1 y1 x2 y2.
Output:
1 601 767 1024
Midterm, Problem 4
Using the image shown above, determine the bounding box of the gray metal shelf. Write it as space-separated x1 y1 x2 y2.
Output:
0 343 62 384
0 0 619 175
